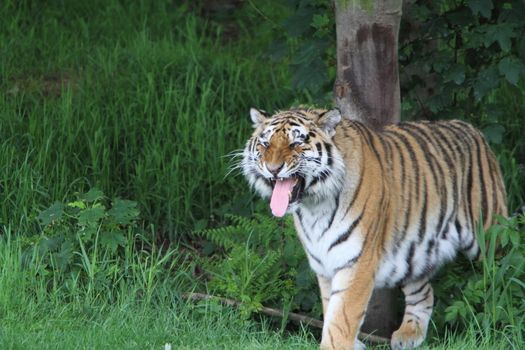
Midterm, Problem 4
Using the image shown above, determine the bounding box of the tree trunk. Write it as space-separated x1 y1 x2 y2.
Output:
334 0 402 128
333 0 403 338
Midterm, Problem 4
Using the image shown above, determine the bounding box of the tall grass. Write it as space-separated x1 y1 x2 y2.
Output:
0 0 294 238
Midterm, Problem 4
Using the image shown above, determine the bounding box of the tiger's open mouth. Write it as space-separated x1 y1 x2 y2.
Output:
269 176 305 217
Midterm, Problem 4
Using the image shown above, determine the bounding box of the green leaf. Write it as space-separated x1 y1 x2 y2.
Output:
445 306 458 322
481 24 516 52
194 219 208 232
100 231 127 252
500 228 509 247
311 14 329 31
291 57 328 92
77 206 105 226
483 124 505 144
446 7 475 27
443 64 466 84
473 66 499 100
38 202 65 226
68 200 86 209
81 188 105 202
468 0 493 18
498 57 525 85
108 199 140 225
509 230 520 247
282 7 315 37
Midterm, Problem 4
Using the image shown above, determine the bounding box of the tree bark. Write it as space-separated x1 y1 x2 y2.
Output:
333 0 403 338
334 0 402 128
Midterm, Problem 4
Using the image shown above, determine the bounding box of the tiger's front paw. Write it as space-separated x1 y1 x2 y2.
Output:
390 322 426 350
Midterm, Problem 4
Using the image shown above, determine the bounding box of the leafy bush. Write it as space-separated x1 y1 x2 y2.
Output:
32 188 139 268
433 213 525 339
21 188 179 299
193 210 320 318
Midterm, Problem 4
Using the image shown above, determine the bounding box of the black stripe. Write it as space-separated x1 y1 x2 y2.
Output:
401 242 416 283
328 213 363 251
352 122 383 168
417 178 428 243
325 143 333 166
315 142 322 155
484 149 498 219
406 287 432 306
319 194 340 240
296 209 310 242
473 135 488 222
342 164 364 219
405 311 421 320
330 288 349 296
304 246 323 267
425 239 435 255
379 136 393 170
455 218 462 242
308 170 330 188
464 235 476 251
333 251 362 273
407 281 429 296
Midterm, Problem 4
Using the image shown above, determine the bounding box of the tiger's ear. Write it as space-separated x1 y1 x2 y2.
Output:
250 108 270 128
317 109 341 137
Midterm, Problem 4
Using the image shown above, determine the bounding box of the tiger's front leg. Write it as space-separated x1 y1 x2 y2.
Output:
320 262 375 350
391 279 433 350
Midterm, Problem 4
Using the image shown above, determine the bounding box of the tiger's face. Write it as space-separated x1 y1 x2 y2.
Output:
242 108 345 217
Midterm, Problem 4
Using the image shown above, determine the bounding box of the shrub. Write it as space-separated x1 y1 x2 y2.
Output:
193 209 320 318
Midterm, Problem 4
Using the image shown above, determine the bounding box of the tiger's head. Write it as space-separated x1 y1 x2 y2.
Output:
242 107 345 217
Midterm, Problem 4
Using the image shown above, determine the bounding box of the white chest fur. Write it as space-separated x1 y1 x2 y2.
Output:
293 197 365 279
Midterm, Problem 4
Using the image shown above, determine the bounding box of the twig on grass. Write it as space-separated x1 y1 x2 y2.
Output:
182 292 390 345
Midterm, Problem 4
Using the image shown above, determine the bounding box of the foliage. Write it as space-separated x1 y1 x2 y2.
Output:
432 213 525 340
22 188 181 300
32 188 137 267
193 209 320 318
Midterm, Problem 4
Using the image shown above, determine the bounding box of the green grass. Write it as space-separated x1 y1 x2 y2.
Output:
0 231 523 350
0 0 295 237
0 231 315 349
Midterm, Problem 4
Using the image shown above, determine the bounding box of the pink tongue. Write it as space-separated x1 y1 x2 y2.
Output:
270 178 295 217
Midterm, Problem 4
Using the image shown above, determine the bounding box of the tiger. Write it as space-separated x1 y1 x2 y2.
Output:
241 107 508 350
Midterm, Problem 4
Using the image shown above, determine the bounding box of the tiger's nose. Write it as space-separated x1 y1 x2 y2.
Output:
267 162 284 177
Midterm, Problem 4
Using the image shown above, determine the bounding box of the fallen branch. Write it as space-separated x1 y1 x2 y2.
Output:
182 292 389 345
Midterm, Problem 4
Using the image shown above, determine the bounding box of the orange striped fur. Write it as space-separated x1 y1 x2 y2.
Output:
242 108 507 350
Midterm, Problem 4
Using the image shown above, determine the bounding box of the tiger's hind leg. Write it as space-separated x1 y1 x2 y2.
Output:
391 279 433 350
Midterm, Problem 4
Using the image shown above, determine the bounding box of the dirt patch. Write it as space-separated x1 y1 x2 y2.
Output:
7 72 78 98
